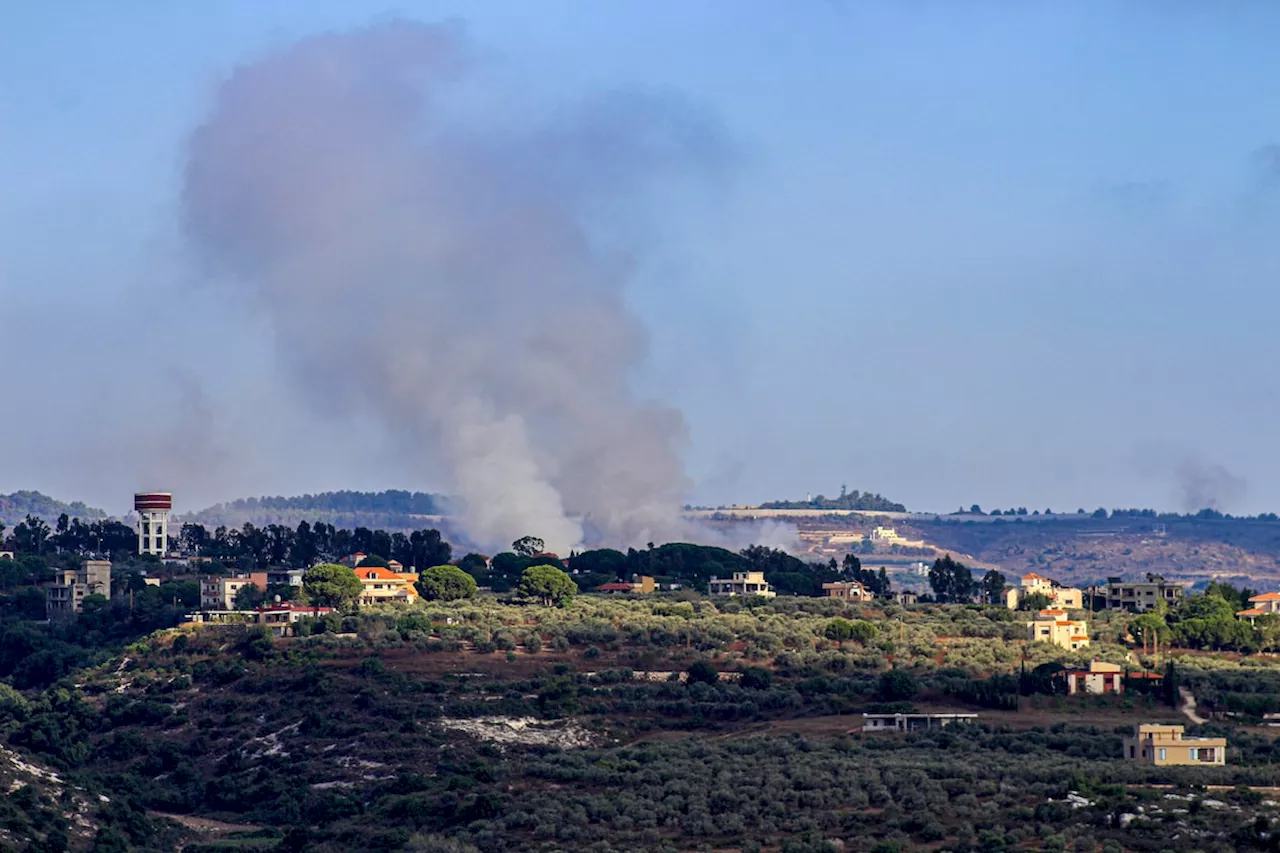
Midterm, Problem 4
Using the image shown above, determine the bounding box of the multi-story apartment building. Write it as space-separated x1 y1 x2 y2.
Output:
1005 572 1083 610
707 571 776 598
1104 575 1184 612
46 560 112 617
1124 724 1226 766
1026 608 1090 651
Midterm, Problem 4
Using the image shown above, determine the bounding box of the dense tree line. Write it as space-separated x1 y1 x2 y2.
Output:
181 489 446 529
760 484 906 512
1 514 136 559
177 521 453 571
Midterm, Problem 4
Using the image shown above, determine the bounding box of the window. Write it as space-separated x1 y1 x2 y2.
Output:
1129 746 1135 758
1158 748 1166 760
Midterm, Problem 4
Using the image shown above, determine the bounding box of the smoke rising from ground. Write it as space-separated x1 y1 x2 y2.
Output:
1176 458 1247 514
181 21 730 554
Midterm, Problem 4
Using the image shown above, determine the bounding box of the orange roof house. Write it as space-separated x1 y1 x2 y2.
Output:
1238 592 1280 623
353 565 420 606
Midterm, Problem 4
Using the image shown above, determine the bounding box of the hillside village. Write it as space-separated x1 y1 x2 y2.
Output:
9 495 1280 850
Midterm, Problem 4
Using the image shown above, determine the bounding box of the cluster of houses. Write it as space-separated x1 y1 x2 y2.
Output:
189 552 422 631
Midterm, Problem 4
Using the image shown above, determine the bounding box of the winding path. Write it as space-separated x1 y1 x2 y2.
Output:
1178 686 1207 725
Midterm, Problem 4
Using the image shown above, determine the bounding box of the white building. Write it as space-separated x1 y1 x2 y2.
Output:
862 713 977 733
134 492 172 556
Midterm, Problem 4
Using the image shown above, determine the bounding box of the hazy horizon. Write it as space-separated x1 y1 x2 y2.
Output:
5 3 1280 530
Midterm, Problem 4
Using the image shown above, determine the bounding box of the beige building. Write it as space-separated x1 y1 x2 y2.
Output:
200 573 267 610
707 571 776 598
822 581 874 602
1237 592 1280 622
1027 608 1090 651
46 560 112 616
353 565 420 605
597 575 657 594
1005 572 1083 610
1124 724 1226 766
1063 660 1123 695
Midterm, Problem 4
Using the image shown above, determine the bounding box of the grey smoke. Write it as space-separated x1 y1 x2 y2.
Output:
181 20 731 554
1176 458 1247 514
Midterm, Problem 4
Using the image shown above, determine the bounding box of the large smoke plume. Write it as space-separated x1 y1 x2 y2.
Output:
181 21 730 554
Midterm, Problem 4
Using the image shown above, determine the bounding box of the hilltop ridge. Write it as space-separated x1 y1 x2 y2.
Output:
179 489 447 530
0 491 106 527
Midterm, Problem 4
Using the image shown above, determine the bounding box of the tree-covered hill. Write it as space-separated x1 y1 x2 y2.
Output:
4 596 1280 851
0 491 105 527
180 489 448 530
760 485 906 512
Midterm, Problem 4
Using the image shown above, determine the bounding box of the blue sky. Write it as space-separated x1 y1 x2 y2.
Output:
3 2 1280 517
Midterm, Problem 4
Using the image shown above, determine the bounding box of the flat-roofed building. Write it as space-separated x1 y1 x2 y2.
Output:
1105 575 1184 612
1124 724 1226 766
707 571 775 598
200 573 267 610
45 560 112 617
1062 660 1124 695
822 581 874 602
862 712 977 733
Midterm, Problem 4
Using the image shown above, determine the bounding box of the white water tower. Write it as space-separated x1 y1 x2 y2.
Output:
135 492 172 556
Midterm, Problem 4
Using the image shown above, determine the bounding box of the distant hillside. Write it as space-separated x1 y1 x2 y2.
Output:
179 489 448 530
761 487 905 513
900 515 1280 587
0 490 106 527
